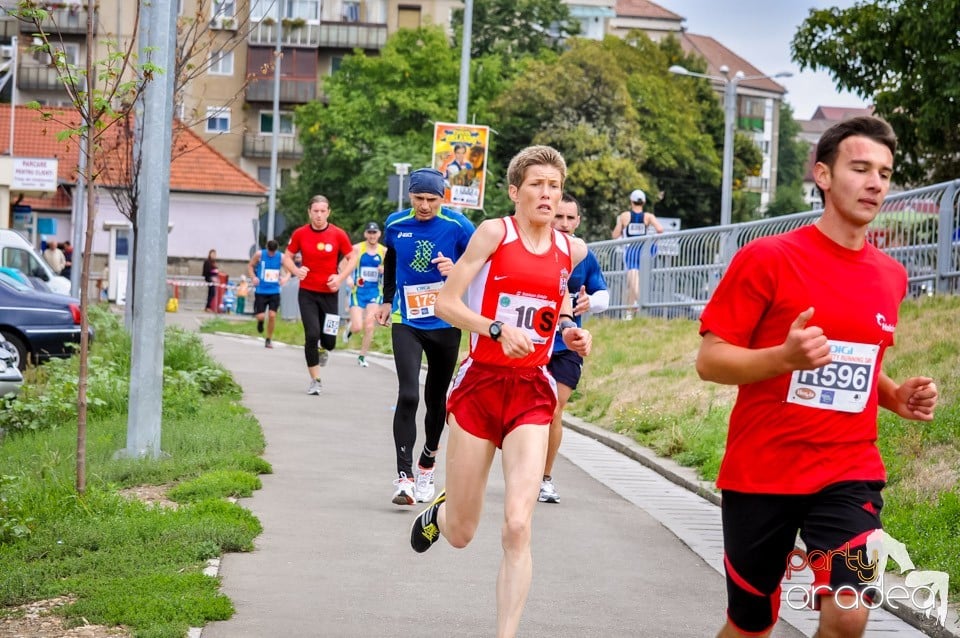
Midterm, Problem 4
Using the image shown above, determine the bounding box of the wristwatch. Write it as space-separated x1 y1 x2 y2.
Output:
489 320 504 341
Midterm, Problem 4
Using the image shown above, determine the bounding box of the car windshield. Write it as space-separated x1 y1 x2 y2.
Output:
0 272 31 292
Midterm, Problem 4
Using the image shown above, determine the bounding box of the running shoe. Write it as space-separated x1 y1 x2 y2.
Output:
306 378 322 396
410 489 446 553
414 465 435 503
257 319 264 333
358 355 369 368
392 473 415 506
264 338 273 349
317 349 329 367
538 478 560 503
342 330 351 344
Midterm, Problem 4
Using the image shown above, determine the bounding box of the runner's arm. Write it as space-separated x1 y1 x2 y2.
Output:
611 212 625 239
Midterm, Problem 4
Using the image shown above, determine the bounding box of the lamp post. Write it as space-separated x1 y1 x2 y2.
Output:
393 162 411 211
668 65 792 227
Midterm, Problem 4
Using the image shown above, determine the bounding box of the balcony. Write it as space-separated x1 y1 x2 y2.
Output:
17 63 66 92
1 17 17 40
242 133 304 160
247 20 321 48
316 21 386 50
18 6 95 35
245 77 316 104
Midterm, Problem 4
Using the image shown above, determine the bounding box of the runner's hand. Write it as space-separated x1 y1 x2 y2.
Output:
782 307 831 370
573 285 589 316
499 324 534 359
563 326 592 357
893 377 938 421
431 251 455 277
375 303 392 327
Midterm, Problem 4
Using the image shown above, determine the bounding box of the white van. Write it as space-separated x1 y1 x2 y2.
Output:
0 229 72 295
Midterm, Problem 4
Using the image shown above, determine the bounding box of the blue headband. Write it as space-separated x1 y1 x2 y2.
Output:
408 168 445 197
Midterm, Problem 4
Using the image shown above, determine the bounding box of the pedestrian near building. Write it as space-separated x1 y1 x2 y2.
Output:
540 193 608 504
285 195 357 395
43 240 66 275
376 168 475 505
61 241 73 279
345 222 386 367
236 276 249 315
611 189 663 319
409 146 591 638
248 239 296 349
202 249 219 313
696 116 939 638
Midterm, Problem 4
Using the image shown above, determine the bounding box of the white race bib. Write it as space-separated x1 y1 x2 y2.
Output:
627 222 647 236
262 268 280 283
360 266 380 282
494 292 556 345
786 340 879 413
323 314 341 336
403 282 443 319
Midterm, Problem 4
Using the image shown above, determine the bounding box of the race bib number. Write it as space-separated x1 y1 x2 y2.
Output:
323 314 341 336
262 268 280 283
786 340 879 413
404 282 443 319
627 222 647 236
494 292 557 345
360 267 379 282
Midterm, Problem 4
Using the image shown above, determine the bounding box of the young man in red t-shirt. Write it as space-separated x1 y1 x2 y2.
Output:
409 146 592 637
697 116 939 638
285 195 357 395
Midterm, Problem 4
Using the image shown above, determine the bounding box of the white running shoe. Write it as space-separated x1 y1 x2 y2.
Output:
538 478 560 503
342 330 351 344
306 378 322 396
317 349 329 367
414 465 436 503
358 355 369 368
392 473 415 506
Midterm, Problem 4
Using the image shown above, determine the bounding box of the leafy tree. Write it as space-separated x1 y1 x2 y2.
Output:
451 0 578 61
287 27 510 238
765 101 810 217
792 0 960 184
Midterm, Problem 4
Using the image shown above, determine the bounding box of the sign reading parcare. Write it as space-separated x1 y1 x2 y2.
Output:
12 157 58 191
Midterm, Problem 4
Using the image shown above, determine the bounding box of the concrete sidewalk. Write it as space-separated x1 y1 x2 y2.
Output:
165 311 950 637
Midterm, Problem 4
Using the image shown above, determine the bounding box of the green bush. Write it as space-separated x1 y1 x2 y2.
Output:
0 475 33 544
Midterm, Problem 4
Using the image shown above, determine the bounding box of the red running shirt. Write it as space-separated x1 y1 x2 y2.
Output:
286 223 353 293
466 217 572 368
699 224 907 494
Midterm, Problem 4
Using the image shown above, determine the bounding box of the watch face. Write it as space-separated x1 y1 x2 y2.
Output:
490 322 502 339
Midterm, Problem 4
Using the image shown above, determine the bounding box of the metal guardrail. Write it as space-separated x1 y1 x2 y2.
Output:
588 180 960 319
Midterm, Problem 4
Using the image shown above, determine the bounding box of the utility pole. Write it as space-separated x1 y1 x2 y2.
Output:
124 0 177 459
266 1 283 241
456 0 473 123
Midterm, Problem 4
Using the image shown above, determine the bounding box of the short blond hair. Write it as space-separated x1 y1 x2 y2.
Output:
506 145 566 189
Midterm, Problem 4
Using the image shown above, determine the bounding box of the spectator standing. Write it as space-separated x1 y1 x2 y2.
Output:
202 249 219 313
43 240 66 275
61 241 73 279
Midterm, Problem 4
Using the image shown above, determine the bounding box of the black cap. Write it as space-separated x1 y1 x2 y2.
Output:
364 222 381 232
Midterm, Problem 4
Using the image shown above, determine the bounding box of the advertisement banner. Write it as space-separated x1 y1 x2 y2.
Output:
431 122 489 210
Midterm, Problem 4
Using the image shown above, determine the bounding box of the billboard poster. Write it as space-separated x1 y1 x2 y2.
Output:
432 122 489 210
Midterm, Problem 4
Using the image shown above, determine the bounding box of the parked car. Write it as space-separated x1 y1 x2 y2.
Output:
0 229 71 295
0 275 92 371
0 333 23 397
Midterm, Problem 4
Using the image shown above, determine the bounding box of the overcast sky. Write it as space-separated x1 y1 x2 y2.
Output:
658 0 868 120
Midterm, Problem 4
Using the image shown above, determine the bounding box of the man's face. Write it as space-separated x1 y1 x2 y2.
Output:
454 147 466 163
815 135 893 227
364 229 381 244
553 200 580 235
308 200 330 228
509 164 563 225
410 192 443 221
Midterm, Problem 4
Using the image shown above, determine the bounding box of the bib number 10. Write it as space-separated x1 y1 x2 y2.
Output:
510 305 556 339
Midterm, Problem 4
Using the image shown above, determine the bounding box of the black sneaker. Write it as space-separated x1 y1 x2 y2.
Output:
410 490 446 553
257 319 264 334
264 338 273 349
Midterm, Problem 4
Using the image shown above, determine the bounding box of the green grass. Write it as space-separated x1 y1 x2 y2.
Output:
0 307 271 637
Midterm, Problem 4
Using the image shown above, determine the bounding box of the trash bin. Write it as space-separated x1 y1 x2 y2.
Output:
215 272 228 313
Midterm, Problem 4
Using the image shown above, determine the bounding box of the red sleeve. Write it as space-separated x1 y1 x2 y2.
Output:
338 228 353 258
286 226 302 254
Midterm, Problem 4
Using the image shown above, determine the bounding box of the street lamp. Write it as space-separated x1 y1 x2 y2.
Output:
393 162 411 212
668 64 792 227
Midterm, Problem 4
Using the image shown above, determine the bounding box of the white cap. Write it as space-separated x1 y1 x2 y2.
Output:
630 189 646 204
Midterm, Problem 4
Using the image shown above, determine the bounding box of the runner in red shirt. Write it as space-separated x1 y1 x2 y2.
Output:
697 116 938 638
285 195 357 395
409 146 591 638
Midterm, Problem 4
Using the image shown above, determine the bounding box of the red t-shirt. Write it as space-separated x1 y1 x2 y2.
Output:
286 223 353 293
467 217 572 368
699 224 907 494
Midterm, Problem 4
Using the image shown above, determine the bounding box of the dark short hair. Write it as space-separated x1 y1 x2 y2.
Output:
815 116 896 169
453 143 467 152
561 192 581 216
266 239 279 251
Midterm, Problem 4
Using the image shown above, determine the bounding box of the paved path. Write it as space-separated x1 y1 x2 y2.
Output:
164 311 951 637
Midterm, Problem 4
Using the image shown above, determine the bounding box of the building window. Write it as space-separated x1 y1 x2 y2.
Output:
398 5 421 30
259 111 294 135
331 55 343 74
258 166 272 185
251 0 318 22
205 106 231 133
213 0 235 19
208 50 234 76
343 1 360 21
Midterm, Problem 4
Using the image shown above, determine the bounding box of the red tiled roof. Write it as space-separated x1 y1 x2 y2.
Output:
615 0 683 20
680 33 786 95
811 105 874 121
0 104 266 196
